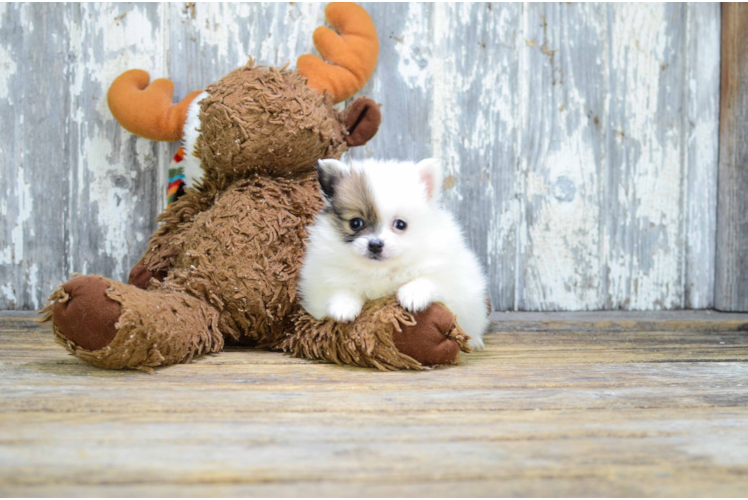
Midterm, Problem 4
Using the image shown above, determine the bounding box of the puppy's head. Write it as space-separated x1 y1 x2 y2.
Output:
316 158 443 263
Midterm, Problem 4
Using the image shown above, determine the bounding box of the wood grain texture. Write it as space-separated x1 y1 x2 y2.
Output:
0 3 722 311
716 3 748 311
0 4 70 311
2 312 748 496
518 3 607 310
0 4 170 309
66 4 170 283
605 3 690 311
685 3 720 309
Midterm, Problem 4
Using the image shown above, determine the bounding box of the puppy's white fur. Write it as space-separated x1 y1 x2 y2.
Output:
299 158 489 349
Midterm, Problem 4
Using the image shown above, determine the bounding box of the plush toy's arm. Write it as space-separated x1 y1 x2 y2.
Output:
283 297 471 370
136 182 217 277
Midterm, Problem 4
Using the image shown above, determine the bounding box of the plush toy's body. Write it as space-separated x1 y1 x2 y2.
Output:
40 3 472 372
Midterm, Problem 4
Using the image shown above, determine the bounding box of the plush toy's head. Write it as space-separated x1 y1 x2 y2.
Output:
196 61 380 178
107 2 381 181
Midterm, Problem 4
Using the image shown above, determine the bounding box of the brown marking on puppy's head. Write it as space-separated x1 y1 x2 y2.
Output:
316 159 380 243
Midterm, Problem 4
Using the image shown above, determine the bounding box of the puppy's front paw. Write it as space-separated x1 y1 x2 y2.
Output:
397 280 435 313
327 295 363 323
468 336 485 350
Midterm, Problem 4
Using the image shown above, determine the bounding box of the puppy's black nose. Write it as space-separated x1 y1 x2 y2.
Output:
368 239 384 254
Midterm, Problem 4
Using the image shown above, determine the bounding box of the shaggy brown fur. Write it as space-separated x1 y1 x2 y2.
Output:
40 59 471 372
163 174 323 347
39 276 223 373
286 296 471 370
198 61 348 179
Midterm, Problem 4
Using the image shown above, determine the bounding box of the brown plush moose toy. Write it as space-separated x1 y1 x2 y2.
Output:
40 3 471 372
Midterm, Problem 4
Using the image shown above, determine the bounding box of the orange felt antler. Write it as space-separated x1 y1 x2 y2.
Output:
107 69 203 142
297 2 379 104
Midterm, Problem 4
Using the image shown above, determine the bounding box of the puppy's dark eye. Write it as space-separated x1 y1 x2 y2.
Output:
349 218 364 231
393 219 407 231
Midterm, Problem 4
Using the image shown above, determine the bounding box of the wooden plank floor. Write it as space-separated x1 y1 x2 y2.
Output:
2 311 748 497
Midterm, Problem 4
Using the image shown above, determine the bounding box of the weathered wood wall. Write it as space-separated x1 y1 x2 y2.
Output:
0 3 721 311
716 4 748 311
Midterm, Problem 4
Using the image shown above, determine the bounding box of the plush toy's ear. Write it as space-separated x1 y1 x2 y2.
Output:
297 3 379 104
416 158 443 202
344 97 381 147
316 159 351 199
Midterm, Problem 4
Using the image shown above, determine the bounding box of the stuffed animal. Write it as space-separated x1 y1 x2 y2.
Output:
39 3 471 372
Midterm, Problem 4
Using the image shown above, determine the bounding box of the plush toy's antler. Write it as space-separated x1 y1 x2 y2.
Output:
107 70 203 142
297 2 379 104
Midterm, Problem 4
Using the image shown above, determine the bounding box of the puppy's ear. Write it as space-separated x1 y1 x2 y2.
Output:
316 159 350 200
416 158 443 201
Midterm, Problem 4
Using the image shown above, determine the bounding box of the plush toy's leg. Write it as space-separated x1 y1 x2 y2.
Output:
39 275 223 372
282 296 472 370
128 263 168 289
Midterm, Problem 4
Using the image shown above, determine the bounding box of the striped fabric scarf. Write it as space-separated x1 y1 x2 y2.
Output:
167 147 188 206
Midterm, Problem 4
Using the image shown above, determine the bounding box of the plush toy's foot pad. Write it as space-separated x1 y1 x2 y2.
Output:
51 276 121 351
393 303 468 366
40 275 224 371
128 263 167 290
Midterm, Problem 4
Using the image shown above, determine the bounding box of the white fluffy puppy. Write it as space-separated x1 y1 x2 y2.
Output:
299 158 489 349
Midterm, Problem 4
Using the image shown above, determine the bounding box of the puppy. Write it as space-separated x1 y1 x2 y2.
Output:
299 158 489 349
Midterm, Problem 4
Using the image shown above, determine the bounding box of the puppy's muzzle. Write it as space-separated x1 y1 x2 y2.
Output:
367 239 384 255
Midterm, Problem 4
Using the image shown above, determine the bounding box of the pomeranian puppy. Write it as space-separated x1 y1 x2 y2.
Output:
299 158 489 349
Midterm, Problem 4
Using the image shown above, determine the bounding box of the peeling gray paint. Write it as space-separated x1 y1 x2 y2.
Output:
0 3 720 311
